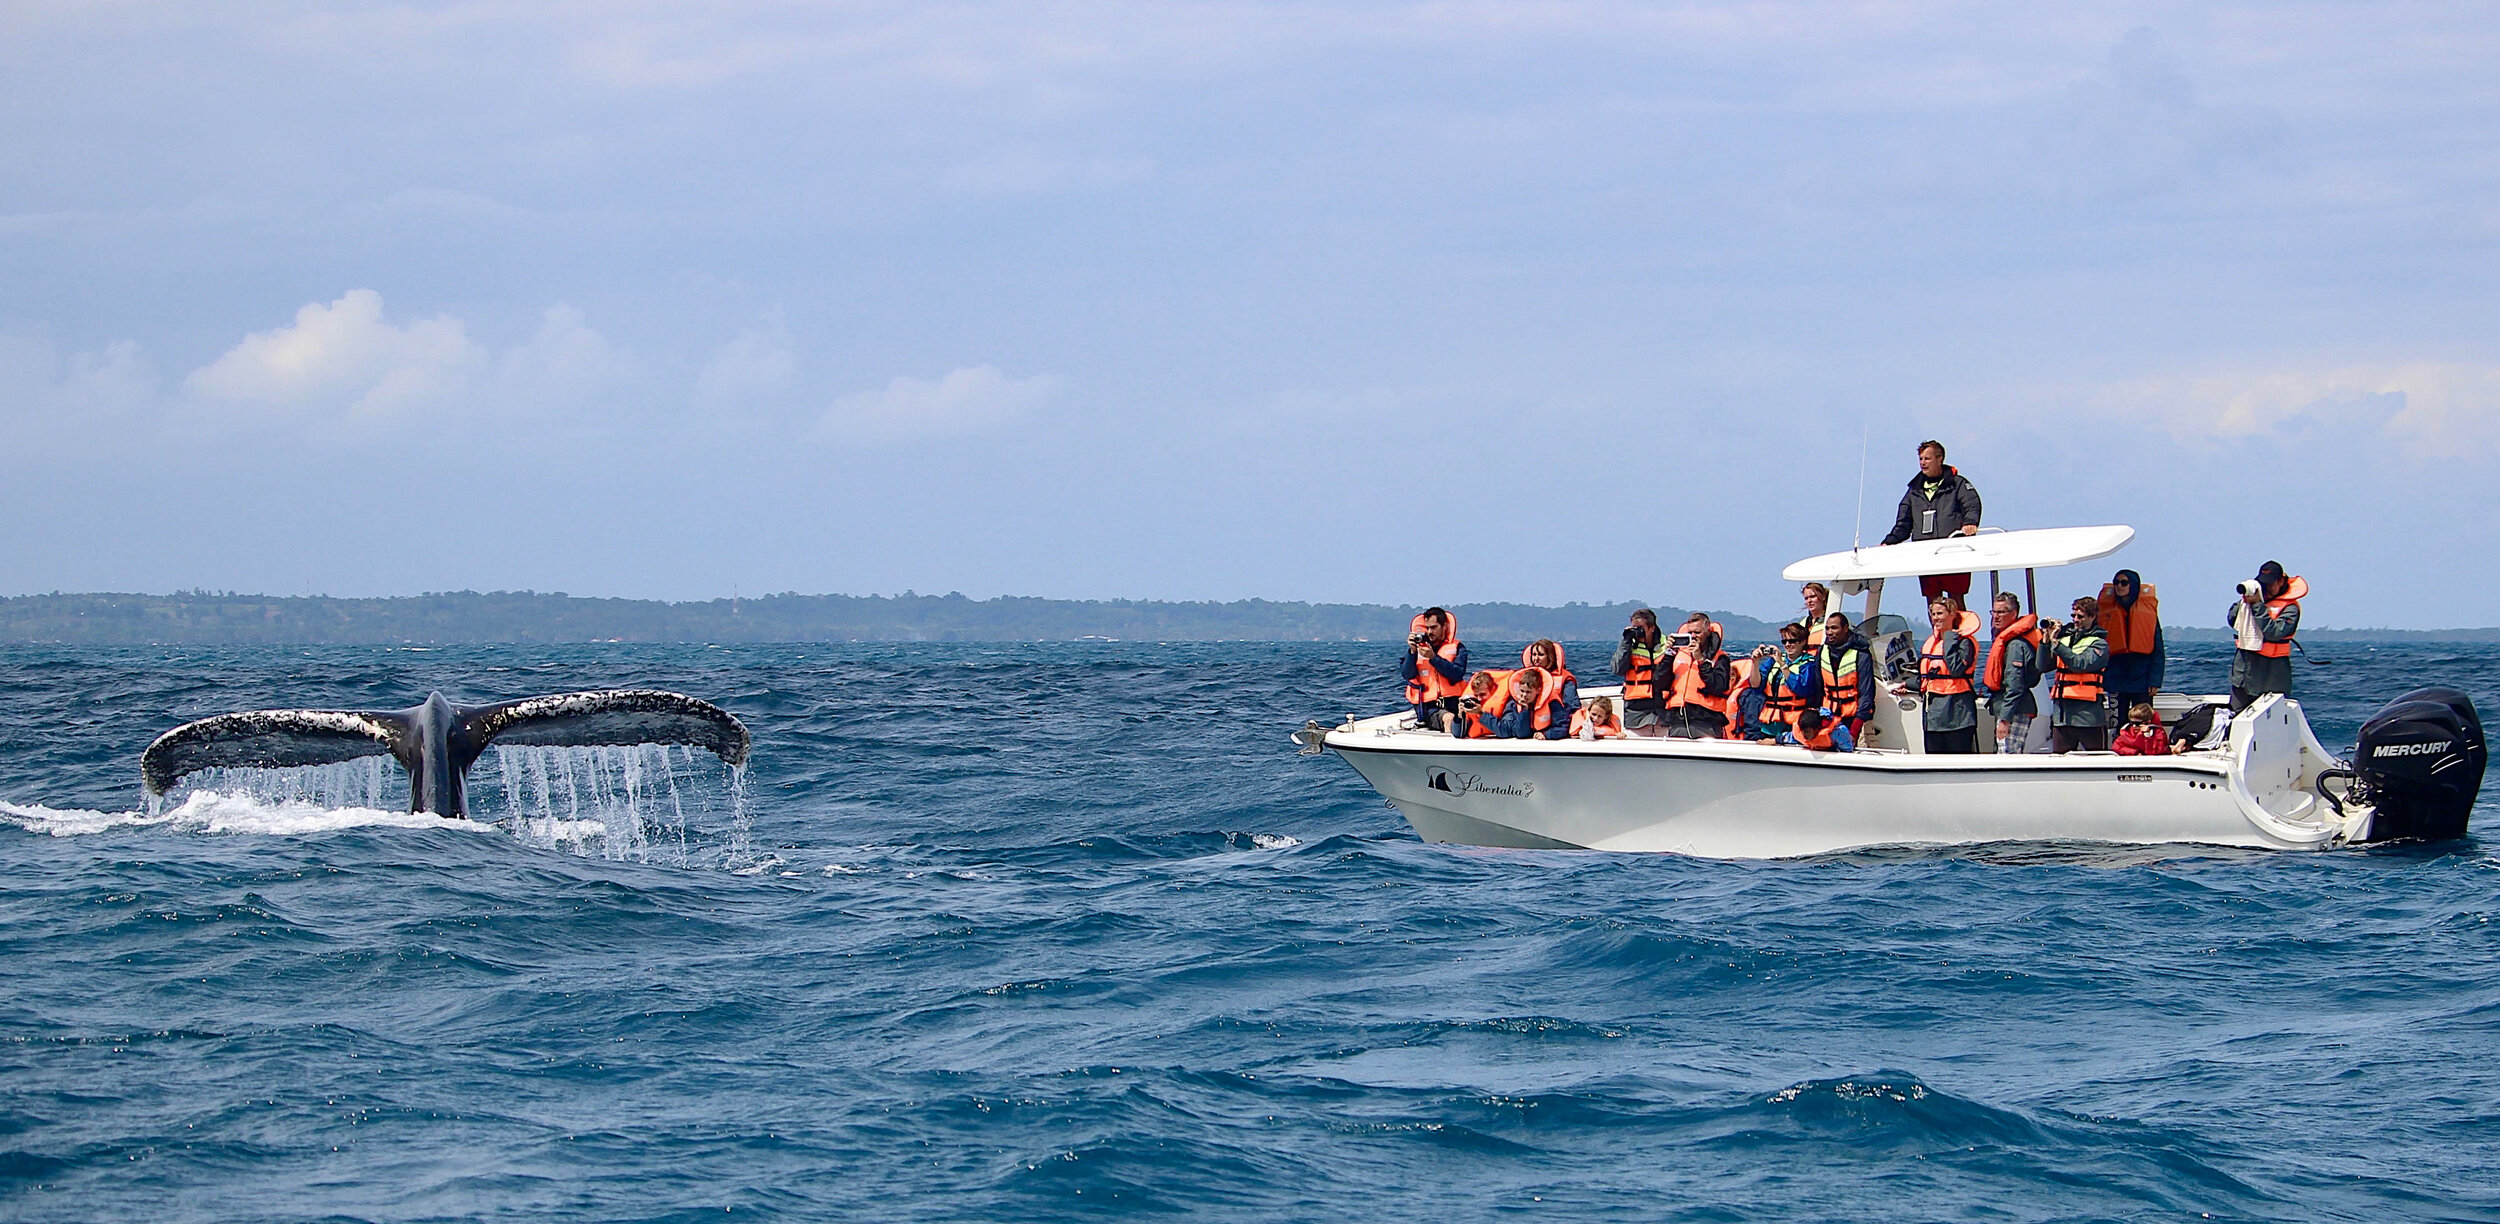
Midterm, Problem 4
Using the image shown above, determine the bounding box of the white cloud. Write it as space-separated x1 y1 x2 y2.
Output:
815 365 1055 444
2081 362 2500 453
185 289 482 421
496 304 633 413
692 318 799 416
0 334 160 449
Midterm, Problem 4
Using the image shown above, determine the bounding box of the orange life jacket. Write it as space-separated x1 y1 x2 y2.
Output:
1794 723 1837 750
1665 623 1729 715
1759 653 1814 730
1984 615 2043 691
2258 576 2306 659
1724 656 1759 739
1804 615 1828 647
1920 610 1980 697
1621 632 1667 702
1818 642 1867 720
1514 667 1565 735
2096 584 2160 656
1519 645 1576 699
1453 668 1515 739
1569 707 1624 738
1404 612 1466 705
2050 631 2105 704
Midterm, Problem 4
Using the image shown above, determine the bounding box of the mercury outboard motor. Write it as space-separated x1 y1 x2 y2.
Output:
2331 687 2487 843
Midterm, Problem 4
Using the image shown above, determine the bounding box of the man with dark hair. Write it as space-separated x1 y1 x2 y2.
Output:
1612 608 1671 737
1399 606 1468 731
1881 440 1984 602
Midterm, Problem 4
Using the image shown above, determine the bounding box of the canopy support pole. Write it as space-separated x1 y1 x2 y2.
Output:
1864 577 1884 624
2025 568 2038 621
1987 571 2001 640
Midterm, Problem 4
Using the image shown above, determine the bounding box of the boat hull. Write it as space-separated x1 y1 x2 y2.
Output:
1324 696 2349 858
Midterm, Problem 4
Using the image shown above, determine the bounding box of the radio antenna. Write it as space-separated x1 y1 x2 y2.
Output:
1851 418 1871 556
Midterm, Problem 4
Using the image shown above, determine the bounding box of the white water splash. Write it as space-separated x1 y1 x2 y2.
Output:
2 791 485 838
10 745 751 867
479 743 752 867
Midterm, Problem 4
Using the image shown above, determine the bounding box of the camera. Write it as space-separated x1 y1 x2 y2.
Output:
1459 696 1481 712
2237 579 2264 599
1409 632 1429 646
1670 631 1696 648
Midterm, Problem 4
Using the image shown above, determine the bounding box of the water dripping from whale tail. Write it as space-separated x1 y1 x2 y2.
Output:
140 689 750 819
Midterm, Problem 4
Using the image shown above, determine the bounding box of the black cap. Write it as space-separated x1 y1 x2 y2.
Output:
2257 560 2285 582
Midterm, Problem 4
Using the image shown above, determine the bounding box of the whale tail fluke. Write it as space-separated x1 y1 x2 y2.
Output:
141 709 406 797
142 689 750 818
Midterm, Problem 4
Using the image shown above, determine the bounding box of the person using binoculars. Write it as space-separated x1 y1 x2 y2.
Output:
2040 596 2112 752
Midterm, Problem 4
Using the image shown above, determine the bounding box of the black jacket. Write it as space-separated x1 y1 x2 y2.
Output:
1882 466 1983 545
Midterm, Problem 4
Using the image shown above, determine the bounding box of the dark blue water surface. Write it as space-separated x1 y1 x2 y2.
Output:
3 640 2498 1222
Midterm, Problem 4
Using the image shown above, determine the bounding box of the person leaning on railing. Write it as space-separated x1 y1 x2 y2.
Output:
1881 439 1983 604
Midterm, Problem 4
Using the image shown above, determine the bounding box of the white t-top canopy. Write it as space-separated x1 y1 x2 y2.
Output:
1782 526 2135 583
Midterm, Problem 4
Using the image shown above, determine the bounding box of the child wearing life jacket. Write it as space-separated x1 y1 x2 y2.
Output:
2110 703 2173 756
1522 639 1582 727
1777 707 1856 752
1573 696 1625 739
1453 668 1568 740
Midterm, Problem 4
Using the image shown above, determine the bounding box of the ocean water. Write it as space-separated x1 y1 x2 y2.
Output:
2 639 2496 1223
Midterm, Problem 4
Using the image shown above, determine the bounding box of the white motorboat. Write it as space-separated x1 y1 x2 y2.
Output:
1299 527 2485 858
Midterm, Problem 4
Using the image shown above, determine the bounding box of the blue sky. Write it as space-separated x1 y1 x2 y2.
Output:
3 3 2495 626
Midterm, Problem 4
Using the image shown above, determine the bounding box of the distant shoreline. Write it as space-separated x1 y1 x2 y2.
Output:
0 591 2492 646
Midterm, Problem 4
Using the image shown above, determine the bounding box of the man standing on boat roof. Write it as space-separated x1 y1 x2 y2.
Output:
2228 561 2305 712
1881 440 1984 603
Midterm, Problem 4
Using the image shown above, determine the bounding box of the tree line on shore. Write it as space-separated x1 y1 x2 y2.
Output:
0 590 2479 646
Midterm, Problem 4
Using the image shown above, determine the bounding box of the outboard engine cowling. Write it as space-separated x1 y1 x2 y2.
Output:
2349 687 2486 843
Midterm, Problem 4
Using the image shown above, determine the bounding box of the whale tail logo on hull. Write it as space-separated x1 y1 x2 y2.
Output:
142 689 750 819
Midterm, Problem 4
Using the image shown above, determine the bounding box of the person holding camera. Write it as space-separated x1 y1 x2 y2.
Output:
1881 440 1984 603
1917 595 1980 754
2040 596 2111 752
1399 607 1468 731
1982 592 2044 754
1451 667 1568 740
1663 613 1735 739
2228 561 2305 712
1753 624 1821 740
1612 609 1671 737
